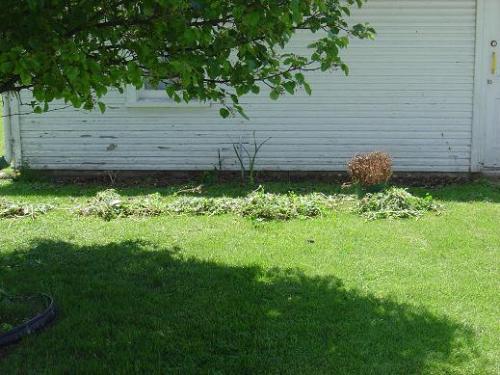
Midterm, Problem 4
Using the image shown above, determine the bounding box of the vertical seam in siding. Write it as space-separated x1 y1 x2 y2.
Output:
8 94 23 168
1 94 13 163
471 0 487 172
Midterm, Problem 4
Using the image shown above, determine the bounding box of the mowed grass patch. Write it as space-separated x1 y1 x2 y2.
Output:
0 179 499 374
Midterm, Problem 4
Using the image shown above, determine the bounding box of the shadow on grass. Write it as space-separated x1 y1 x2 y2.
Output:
412 180 500 203
0 240 477 373
0 179 347 199
1 176 500 204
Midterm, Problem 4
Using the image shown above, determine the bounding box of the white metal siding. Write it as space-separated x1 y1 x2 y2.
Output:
18 0 477 172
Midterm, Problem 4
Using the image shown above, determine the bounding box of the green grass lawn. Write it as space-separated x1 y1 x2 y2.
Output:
0 179 499 374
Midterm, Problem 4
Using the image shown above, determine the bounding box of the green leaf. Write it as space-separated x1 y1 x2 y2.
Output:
235 105 249 120
219 108 231 118
270 89 280 100
295 73 305 84
98 102 106 113
283 81 296 95
303 82 312 96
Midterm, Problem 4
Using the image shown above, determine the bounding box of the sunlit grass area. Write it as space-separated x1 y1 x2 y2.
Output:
0 179 499 374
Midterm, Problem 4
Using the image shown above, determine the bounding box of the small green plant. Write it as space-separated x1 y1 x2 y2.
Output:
0 290 46 334
201 168 219 185
0 198 53 219
0 322 14 333
356 187 442 220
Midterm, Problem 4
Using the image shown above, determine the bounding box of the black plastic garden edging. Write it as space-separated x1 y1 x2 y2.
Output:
0 294 56 347
0 156 8 171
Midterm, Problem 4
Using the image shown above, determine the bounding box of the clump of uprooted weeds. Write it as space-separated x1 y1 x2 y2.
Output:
76 187 337 221
238 189 324 220
0 198 53 219
75 187 443 222
166 196 238 216
166 188 327 220
356 187 442 220
74 189 165 220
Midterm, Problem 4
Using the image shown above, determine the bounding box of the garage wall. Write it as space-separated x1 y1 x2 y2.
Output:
16 0 477 172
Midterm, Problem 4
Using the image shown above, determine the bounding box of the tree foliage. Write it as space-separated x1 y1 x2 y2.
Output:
0 0 374 115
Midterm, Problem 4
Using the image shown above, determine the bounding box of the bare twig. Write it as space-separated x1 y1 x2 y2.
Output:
1 105 73 118
232 132 271 185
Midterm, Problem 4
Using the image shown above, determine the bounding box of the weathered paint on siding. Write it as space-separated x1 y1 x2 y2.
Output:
17 0 477 172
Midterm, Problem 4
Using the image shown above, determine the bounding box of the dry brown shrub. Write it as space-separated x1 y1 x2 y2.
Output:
347 152 393 186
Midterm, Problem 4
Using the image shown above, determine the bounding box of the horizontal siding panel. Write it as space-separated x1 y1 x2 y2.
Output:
20 131 472 140
22 138 472 147
20 109 473 119
23 143 470 152
23 151 469 160
20 104 473 113
27 157 470 167
26 164 471 173
18 0 476 173
21 124 473 132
